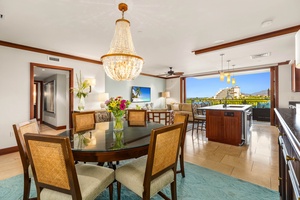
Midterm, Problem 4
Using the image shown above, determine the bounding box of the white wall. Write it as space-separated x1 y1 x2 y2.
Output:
0 45 105 149
166 78 181 103
278 64 300 108
105 75 166 109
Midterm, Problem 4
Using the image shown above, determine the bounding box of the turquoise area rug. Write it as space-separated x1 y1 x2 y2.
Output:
0 162 279 200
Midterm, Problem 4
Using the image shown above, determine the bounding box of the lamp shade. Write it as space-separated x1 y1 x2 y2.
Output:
162 91 170 98
99 93 109 101
86 78 96 87
296 30 300 69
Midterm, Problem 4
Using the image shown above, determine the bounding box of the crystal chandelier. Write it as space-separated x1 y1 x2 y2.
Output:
101 3 144 81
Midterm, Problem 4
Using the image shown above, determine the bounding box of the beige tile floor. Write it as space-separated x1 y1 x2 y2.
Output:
0 121 279 191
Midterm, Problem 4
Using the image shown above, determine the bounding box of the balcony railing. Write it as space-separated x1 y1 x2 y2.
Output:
186 98 270 108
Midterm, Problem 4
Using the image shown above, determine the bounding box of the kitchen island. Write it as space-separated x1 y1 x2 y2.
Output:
203 104 252 146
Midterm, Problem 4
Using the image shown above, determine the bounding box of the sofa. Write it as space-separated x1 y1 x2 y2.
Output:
168 103 193 122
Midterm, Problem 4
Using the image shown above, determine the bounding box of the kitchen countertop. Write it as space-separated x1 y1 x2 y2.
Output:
201 104 252 111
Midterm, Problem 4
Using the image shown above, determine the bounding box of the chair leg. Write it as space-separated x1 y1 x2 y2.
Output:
191 122 195 138
180 154 185 178
117 181 121 200
23 173 31 200
108 183 113 200
170 180 177 200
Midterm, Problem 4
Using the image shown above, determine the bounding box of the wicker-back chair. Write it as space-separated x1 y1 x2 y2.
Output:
24 133 115 200
115 123 183 200
127 110 147 126
173 113 189 177
12 118 40 200
127 110 147 121
72 111 95 133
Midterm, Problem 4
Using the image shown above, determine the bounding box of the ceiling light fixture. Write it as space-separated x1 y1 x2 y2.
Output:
226 60 231 84
219 54 225 81
100 3 144 81
250 52 271 59
231 64 236 85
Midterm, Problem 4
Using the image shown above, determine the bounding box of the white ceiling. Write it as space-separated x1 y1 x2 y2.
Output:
1 0 300 77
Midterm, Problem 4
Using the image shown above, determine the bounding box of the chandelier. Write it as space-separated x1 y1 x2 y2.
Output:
101 3 144 81
226 60 231 84
231 64 236 85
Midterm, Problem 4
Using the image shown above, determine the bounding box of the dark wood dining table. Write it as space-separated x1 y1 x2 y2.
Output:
59 121 164 163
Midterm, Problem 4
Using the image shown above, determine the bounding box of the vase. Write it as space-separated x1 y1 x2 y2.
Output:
78 96 85 111
113 115 124 131
112 131 124 149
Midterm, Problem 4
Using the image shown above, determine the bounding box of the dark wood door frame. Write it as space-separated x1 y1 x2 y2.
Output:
34 80 43 123
30 63 74 128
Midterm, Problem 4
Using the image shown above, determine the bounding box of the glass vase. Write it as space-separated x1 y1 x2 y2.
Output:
78 96 85 111
113 115 124 131
112 131 124 149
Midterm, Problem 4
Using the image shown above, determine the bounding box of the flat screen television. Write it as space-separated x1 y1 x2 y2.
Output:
131 86 151 103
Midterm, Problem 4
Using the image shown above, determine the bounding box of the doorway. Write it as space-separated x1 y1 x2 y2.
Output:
30 63 74 129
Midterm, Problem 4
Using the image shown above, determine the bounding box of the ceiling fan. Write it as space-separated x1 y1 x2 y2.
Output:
158 67 184 77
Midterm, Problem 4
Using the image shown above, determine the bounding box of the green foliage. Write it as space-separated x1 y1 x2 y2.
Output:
187 96 270 108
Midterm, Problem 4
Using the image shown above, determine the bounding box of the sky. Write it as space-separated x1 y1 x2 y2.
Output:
186 72 270 98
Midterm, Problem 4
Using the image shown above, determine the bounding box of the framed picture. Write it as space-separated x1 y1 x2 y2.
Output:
44 80 55 113
131 86 151 102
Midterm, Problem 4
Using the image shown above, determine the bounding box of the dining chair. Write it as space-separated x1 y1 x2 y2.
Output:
12 118 40 200
72 111 95 133
191 103 206 138
127 109 147 121
115 123 183 200
127 109 147 126
173 113 189 177
24 133 115 200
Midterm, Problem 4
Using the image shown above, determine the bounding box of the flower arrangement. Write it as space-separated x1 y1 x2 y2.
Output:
105 96 131 117
72 71 90 99
105 96 131 131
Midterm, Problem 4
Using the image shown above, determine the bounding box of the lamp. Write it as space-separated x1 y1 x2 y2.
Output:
99 93 109 109
219 54 225 81
162 91 170 109
296 30 300 68
86 78 96 93
226 60 231 84
231 64 236 85
101 3 144 81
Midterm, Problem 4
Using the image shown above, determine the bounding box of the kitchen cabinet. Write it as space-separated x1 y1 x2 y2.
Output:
291 63 300 92
206 107 244 146
275 108 300 199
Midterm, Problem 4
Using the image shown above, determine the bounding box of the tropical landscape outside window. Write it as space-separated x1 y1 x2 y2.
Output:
185 71 271 116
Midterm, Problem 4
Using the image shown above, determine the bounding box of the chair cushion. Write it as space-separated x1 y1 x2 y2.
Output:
115 156 174 198
40 164 114 200
194 114 206 120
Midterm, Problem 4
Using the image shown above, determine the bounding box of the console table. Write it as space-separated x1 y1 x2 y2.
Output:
147 110 174 125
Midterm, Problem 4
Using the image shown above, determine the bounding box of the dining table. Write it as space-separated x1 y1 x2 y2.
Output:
59 121 165 163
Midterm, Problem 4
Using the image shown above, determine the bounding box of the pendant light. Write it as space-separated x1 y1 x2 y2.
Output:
231 64 236 85
101 3 144 81
226 60 231 84
219 54 225 81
